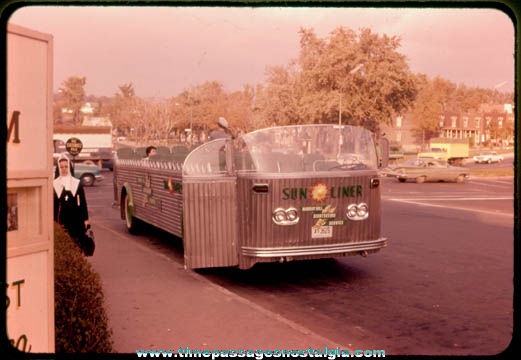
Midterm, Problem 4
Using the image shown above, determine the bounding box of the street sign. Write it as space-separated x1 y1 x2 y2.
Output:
66 137 83 156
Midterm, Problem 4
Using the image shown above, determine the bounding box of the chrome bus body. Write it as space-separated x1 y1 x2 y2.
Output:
114 125 387 269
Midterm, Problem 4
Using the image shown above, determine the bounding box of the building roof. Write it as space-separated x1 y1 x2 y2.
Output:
54 125 112 134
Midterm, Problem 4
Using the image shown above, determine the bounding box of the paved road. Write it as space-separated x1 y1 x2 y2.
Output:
85 172 514 356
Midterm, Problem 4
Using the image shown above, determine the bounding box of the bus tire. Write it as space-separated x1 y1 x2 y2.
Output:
416 176 426 184
123 192 140 234
456 175 465 183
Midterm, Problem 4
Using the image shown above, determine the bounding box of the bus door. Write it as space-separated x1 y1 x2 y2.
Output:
182 139 239 269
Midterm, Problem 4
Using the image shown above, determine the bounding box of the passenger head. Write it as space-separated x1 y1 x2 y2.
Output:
146 146 157 157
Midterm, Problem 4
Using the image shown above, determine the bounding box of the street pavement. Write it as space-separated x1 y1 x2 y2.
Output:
88 220 343 353
87 168 511 353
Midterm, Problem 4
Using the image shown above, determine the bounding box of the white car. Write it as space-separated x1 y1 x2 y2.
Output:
473 152 504 164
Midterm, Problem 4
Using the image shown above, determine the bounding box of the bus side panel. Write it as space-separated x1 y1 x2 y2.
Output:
183 179 239 269
115 164 183 238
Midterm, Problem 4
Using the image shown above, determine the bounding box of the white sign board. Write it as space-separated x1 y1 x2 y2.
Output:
6 23 54 353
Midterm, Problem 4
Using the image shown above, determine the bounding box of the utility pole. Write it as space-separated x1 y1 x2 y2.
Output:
338 95 342 125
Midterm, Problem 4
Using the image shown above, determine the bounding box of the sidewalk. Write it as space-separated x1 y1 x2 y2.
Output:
88 221 343 353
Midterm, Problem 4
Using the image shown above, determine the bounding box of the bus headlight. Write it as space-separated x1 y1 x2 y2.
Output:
347 204 358 218
273 208 287 223
286 208 299 222
346 203 369 221
356 203 369 219
272 207 299 225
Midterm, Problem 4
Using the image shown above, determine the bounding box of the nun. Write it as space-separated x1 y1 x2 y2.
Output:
53 154 90 247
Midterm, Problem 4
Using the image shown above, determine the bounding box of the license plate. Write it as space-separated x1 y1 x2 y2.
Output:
312 226 332 238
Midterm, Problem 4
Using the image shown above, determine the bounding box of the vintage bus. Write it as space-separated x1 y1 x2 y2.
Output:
113 122 388 269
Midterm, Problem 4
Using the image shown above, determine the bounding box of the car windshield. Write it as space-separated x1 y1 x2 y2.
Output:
401 158 428 167
234 124 377 173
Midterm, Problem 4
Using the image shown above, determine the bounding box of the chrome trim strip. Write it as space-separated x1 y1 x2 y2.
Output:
241 238 387 257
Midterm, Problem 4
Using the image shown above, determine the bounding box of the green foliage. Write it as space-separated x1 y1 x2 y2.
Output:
54 223 113 353
59 76 86 125
259 27 418 132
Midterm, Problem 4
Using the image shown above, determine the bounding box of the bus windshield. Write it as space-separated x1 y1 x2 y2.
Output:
234 125 377 173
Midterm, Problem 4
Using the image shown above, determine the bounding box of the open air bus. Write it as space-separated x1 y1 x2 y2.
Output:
113 120 389 269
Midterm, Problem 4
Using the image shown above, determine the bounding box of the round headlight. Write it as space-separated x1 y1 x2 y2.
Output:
347 204 358 218
273 208 287 223
357 203 369 218
286 208 299 222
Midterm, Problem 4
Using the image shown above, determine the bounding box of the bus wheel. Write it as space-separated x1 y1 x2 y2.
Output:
416 176 426 184
456 175 465 183
398 178 406 183
123 192 139 234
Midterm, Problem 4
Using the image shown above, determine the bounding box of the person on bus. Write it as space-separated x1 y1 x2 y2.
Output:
145 146 157 159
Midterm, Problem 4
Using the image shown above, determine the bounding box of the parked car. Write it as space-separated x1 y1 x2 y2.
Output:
54 161 104 186
473 152 504 164
385 158 470 183
75 163 104 186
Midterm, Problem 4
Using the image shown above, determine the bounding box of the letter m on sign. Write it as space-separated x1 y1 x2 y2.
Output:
7 111 21 143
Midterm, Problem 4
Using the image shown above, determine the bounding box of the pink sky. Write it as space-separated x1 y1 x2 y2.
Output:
9 6 515 98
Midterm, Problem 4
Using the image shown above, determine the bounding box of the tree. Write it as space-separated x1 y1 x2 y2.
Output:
260 27 418 133
409 75 445 145
109 83 139 136
257 63 303 126
59 76 86 125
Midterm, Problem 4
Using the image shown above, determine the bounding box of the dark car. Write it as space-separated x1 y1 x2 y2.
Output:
385 158 470 183
102 158 114 171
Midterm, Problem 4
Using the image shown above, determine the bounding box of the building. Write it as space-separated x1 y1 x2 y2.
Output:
380 114 420 153
382 103 514 151
439 104 514 146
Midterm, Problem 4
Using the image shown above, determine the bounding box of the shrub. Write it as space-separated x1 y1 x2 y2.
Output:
54 223 113 353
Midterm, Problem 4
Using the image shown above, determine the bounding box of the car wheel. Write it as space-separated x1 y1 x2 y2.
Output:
80 174 95 186
487 159 492 164
416 176 426 184
398 178 407 183
123 192 140 234
456 175 465 183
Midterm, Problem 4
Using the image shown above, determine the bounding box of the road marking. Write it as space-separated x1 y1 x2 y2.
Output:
388 197 513 201
388 198 513 217
468 181 514 189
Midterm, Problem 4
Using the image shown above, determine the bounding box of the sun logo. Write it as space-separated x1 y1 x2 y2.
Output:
311 183 328 203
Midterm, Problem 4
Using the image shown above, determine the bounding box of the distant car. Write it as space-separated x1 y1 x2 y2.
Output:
74 163 104 186
385 158 470 183
54 161 104 186
473 152 503 164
